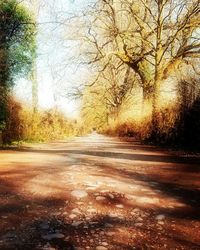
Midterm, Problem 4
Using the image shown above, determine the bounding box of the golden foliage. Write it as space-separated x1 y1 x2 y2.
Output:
2 97 78 144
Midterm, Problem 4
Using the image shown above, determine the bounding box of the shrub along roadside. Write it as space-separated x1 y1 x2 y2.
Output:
103 97 200 152
1 97 78 145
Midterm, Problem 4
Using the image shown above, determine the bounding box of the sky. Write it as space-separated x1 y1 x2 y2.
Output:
15 0 93 118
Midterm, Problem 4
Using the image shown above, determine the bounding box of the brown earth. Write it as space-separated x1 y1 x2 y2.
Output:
0 133 200 250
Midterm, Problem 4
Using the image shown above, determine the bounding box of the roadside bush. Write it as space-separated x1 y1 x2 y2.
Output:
179 96 200 149
20 108 77 142
1 97 78 144
104 117 152 140
147 96 200 150
148 105 180 145
2 97 23 144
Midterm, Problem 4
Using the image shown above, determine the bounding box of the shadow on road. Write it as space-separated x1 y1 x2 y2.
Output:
0 136 200 249
15 148 200 165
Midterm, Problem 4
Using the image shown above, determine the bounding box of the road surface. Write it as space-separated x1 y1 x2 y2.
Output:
0 133 200 249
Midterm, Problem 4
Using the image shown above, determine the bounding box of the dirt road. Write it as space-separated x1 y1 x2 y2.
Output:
0 133 200 249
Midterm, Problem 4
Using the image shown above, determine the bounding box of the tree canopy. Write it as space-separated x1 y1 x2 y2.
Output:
0 0 36 129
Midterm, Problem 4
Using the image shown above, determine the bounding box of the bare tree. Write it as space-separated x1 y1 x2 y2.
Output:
69 0 199 132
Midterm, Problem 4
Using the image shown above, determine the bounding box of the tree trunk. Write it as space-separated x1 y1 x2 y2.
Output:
151 71 163 141
31 61 38 113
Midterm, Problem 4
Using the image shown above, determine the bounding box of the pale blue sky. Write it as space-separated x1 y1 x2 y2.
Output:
15 0 94 118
